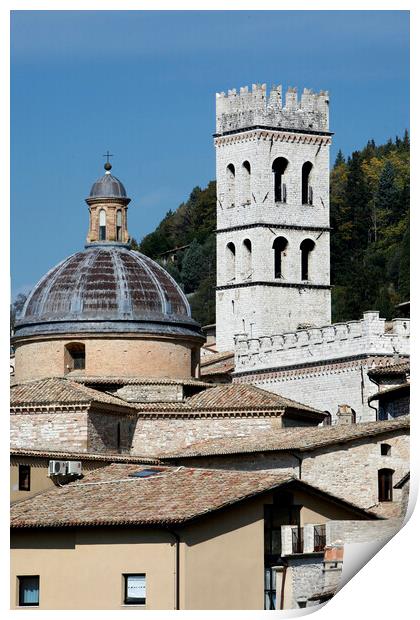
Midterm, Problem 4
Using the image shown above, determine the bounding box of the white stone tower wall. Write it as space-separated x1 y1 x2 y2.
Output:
215 83 332 352
215 135 331 229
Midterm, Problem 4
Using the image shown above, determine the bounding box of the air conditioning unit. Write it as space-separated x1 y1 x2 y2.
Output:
67 461 82 476
48 460 67 476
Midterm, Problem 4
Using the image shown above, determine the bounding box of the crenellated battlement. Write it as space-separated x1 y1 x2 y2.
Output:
234 312 410 373
215 83 329 135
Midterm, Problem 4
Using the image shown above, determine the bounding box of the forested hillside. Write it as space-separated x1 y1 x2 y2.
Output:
132 133 409 326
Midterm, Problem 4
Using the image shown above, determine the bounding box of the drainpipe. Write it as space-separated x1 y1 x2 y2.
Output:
280 561 288 610
368 373 380 420
168 530 180 610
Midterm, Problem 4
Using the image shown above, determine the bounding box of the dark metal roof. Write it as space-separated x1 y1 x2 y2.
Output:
14 246 203 340
89 172 128 199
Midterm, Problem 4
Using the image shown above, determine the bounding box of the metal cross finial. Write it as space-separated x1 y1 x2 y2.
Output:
103 150 114 164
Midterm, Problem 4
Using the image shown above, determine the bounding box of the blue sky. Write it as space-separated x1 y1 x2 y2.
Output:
11 10 409 297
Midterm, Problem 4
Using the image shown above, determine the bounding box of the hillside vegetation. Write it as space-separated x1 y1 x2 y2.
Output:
132 133 409 326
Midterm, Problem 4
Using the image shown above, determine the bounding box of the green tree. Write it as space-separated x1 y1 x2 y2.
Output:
181 239 207 294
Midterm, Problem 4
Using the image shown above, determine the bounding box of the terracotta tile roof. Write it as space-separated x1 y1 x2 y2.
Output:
10 464 376 529
10 377 136 413
10 447 160 465
200 351 234 367
368 383 410 402
184 384 324 414
368 361 409 377
200 359 235 377
11 464 295 528
160 416 410 458
69 375 212 387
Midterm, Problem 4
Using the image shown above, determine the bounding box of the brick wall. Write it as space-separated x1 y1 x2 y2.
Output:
10 411 89 452
132 414 286 456
14 335 198 383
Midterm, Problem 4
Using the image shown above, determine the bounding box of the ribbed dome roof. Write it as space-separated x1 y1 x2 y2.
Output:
15 246 201 339
89 172 128 199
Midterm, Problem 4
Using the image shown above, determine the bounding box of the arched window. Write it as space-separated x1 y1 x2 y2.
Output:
300 239 315 281
323 411 332 426
272 237 288 279
64 342 85 373
378 469 394 502
242 161 251 205
99 209 106 241
226 242 236 281
381 443 391 456
302 161 314 205
242 239 252 278
226 164 236 208
116 210 122 242
272 157 288 203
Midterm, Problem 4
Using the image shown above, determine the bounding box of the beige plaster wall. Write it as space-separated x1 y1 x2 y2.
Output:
10 486 368 610
10 458 109 503
11 529 175 610
14 335 201 383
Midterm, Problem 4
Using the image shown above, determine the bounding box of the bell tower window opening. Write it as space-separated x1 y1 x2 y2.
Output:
242 161 251 205
99 209 107 241
64 343 86 373
242 239 252 279
272 157 288 203
226 164 236 208
116 210 122 242
272 237 288 279
300 239 315 281
226 242 236 281
302 161 314 205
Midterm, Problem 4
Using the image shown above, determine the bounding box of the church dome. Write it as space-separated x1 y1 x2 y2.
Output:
89 171 128 199
14 246 201 339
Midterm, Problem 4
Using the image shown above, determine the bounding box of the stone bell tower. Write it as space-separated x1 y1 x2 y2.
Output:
214 83 332 352
86 157 131 245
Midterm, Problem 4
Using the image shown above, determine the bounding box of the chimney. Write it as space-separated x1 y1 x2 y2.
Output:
336 404 355 425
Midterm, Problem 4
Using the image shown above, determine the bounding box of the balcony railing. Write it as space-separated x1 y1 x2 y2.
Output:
292 527 304 554
314 524 326 552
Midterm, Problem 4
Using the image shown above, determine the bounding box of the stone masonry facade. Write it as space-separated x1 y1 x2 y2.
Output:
169 430 409 513
215 84 332 351
234 312 410 422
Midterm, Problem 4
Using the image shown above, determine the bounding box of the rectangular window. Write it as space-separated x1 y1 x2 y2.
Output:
18 576 39 607
18 465 31 491
124 574 146 605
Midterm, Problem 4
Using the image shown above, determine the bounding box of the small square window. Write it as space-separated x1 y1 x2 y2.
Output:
18 576 39 607
18 465 31 491
381 444 391 456
124 574 146 605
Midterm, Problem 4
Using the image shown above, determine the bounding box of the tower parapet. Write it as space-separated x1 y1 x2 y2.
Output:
215 84 329 135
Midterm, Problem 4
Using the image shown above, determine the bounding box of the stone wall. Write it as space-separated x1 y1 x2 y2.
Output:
300 433 409 510
10 411 89 452
88 411 136 453
132 414 286 456
326 518 402 545
215 83 332 352
234 312 410 422
168 430 409 513
287 556 324 609
215 84 329 135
